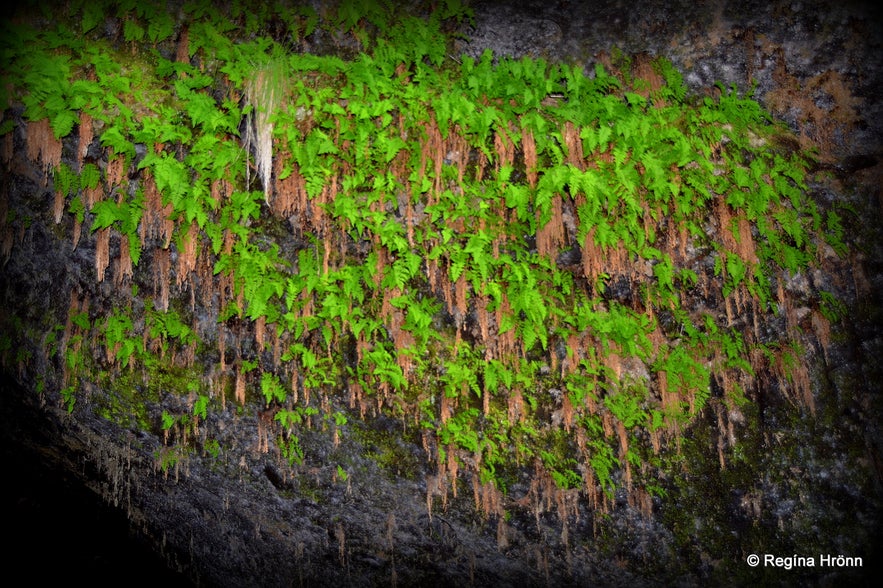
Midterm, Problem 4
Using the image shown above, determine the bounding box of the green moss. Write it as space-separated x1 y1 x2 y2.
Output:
353 420 423 481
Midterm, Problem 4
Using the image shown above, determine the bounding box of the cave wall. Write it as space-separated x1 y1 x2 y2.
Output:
1 1 882 586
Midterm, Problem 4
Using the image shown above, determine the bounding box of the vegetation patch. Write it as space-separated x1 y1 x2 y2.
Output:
0 0 844 525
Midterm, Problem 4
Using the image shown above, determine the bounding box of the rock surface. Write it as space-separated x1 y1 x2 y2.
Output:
2 1 882 586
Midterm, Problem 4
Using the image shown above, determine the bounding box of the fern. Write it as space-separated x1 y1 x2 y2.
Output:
4 4 836 512
604 386 647 428
145 9 175 43
261 373 287 406
103 310 139 368
588 438 618 496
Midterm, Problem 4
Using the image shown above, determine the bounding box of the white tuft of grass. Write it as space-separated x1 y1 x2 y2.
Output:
245 58 288 202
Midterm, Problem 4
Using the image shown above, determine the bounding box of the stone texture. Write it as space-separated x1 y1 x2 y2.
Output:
1 1 881 586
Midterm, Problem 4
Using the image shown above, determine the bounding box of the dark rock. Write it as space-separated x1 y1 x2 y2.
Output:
1 2 881 587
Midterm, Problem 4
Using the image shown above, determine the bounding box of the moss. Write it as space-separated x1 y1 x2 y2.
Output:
352 418 423 482
653 372 881 586
291 471 324 503
94 369 151 429
91 349 206 432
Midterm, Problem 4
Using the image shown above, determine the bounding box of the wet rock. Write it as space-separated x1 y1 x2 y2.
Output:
1 1 881 587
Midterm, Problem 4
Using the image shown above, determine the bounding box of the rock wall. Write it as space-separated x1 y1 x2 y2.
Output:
1 1 881 586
